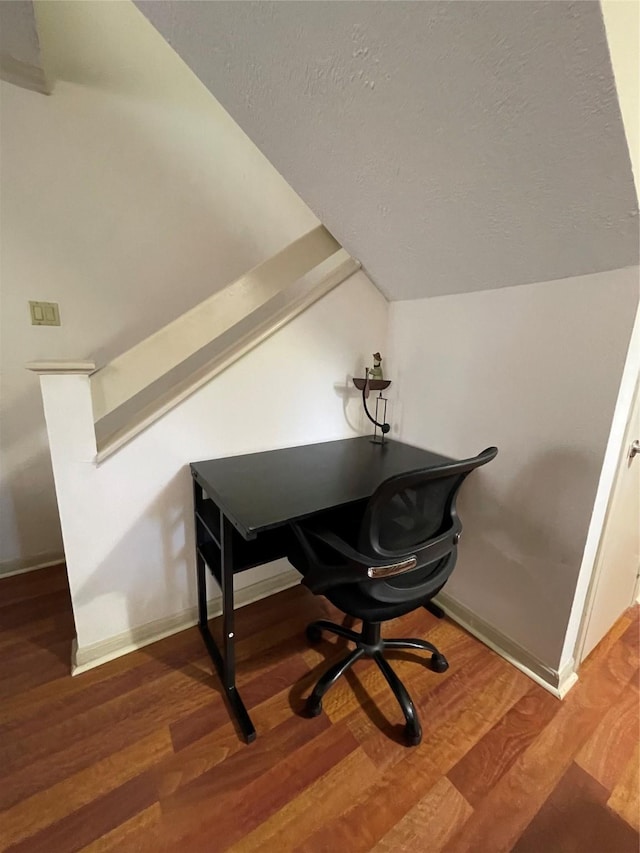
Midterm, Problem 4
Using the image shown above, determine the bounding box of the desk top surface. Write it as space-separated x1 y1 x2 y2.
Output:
191 436 453 539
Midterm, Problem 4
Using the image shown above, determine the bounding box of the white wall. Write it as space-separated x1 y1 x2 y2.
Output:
0 0 318 571
387 267 639 671
39 272 387 657
601 0 639 192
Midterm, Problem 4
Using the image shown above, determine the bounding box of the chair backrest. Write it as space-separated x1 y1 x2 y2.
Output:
351 446 497 605
358 447 498 559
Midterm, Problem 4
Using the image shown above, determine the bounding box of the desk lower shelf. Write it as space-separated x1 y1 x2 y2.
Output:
196 500 290 587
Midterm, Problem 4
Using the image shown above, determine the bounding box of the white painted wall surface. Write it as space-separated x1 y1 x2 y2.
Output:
601 0 640 191
38 272 387 656
0 0 318 571
387 267 638 671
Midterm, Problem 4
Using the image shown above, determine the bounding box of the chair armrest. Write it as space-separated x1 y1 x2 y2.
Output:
303 527 373 565
290 523 417 593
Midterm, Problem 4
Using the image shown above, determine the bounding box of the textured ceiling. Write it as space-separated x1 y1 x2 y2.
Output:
137 0 639 300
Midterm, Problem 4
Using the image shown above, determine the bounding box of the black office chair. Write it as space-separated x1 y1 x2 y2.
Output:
288 446 498 745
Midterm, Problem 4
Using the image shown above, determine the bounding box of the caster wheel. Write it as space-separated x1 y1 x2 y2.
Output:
306 624 323 645
404 724 422 746
305 696 323 717
430 653 449 673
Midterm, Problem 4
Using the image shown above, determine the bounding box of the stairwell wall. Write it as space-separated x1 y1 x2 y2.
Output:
0 0 318 573
39 272 386 665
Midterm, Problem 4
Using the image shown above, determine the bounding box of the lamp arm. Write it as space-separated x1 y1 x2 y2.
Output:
362 377 391 434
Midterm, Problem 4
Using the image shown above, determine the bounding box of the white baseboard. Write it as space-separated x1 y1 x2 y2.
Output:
556 663 579 699
72 567 300 675
0 553 65 579
38 560 580 697
435 592 578 699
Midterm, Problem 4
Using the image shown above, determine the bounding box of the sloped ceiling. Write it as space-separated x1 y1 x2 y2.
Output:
0 0 47 93
137 0 639 300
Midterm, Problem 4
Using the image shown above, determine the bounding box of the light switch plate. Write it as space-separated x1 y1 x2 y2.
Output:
29 301 61 326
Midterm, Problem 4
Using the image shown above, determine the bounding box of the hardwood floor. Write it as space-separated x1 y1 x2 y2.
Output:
0 564 638 852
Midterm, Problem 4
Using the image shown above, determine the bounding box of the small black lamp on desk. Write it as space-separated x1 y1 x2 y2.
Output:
352 352 392 444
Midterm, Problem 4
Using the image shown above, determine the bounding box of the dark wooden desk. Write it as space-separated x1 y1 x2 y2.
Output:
190 435 453 743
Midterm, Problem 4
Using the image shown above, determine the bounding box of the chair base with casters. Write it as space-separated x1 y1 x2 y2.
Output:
289 447 498 748
303 617 449 746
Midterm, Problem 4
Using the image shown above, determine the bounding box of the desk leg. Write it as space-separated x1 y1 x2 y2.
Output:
193 480 208 630
219 515 257 744
193 480 256 744
220 514 235 689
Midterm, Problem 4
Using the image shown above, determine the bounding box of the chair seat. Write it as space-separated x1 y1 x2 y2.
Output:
324 583 429 622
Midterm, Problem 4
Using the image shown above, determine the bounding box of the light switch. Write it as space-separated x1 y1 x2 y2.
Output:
29 301 61 326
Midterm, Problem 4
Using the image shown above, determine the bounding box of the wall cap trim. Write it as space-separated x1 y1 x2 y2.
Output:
26 361 96 375
90 225 341 421
94 255 360 463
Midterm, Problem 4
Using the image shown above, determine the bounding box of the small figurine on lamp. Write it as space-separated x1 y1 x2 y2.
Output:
369 352 384 381
353 352 392 445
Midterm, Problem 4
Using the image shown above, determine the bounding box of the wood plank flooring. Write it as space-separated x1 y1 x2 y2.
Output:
0 564 638 852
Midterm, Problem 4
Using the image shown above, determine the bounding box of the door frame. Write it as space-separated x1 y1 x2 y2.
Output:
575 374 639 663
558 302 640 673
